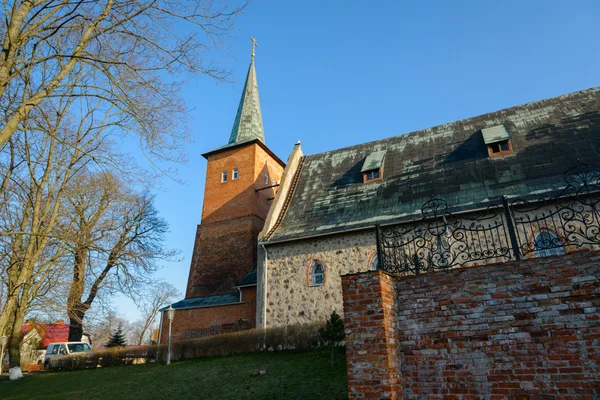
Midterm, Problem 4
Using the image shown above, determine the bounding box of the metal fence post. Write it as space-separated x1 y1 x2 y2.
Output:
501 195 521 261
375 224 383 270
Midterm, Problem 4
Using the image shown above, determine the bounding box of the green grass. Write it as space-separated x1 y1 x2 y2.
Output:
0 349 347 400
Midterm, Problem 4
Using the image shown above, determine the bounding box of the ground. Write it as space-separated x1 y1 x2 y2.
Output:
1 349 347 400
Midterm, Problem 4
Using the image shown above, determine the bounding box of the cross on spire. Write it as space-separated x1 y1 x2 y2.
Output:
250 37 258 59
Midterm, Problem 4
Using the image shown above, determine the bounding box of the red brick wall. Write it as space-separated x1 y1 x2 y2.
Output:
160 286 256 344
341 251 600 399
342 270 403 399
185 143 284 298
185 215 263 297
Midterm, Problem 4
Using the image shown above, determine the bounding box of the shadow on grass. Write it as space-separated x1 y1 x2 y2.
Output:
1 349 347 400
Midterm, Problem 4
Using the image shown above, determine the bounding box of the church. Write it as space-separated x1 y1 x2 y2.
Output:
160 45 600 343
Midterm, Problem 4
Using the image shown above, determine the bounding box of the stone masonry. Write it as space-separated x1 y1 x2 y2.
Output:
263 230 377 327
341 250 600 399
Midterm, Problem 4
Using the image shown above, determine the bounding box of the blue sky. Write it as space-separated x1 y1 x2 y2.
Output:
116 1 600 319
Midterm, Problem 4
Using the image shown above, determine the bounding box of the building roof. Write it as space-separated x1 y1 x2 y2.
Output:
481 125 511 144
20 321 90 348
265 86 600 243
229 59 264 145
236 269 257 287
161 292 240 311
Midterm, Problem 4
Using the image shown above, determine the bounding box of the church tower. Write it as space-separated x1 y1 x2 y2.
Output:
185 44 285 299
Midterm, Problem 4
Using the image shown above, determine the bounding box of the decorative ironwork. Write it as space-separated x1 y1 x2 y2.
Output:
510 163 600 256
376 197 512 276
376 163 600 276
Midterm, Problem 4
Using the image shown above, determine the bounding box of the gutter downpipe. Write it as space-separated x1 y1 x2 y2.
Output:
156 310 164 361
260 243 268 329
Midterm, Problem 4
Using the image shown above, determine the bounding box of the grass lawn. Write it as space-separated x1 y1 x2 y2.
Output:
0 349 347 400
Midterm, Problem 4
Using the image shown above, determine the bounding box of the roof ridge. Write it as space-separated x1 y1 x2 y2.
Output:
305 85 600 159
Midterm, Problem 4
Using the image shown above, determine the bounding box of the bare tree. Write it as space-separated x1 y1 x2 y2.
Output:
0 0 245 153
130 281 179 345
0 77 127 378
64 173 177 342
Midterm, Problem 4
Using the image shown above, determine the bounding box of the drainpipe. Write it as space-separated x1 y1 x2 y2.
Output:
260 243 269 329
157 310 164 345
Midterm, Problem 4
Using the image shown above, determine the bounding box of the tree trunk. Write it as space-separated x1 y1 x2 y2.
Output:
8 302 26 380
68 309 86 342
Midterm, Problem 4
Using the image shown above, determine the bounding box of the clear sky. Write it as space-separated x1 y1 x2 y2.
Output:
116 0 600 320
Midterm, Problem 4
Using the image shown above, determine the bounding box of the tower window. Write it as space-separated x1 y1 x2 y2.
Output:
264 173 269 185
233 168 238 180
308 260 325 286
221 171 227 183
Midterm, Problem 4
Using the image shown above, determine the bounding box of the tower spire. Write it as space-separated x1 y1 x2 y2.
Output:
227 37 265 145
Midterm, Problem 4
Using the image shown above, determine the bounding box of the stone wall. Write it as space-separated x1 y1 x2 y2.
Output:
341 250 600 399
262 230 377 327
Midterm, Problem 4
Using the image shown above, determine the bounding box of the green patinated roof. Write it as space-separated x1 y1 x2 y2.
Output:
481 125 511 144
236 269 257 287
266 86 600 243
361 151 386 172
228 59 265 145
161 292 240 311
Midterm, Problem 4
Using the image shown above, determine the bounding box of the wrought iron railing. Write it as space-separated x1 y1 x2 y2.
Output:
376 163 600 276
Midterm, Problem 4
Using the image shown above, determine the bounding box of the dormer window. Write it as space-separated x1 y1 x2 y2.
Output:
482 125 512 157
221 171 228 183
361 151 386 183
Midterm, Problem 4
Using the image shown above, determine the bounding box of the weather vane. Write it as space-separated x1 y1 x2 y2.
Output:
250 37 258 59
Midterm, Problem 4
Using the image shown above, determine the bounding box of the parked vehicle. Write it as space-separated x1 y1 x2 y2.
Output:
43 342 92 370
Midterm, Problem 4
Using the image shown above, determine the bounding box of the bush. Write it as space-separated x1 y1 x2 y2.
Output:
171 321 324 361
49 321 326 372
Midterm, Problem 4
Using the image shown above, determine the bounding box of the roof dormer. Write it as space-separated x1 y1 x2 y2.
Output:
362 151 386 183
482 125 512 157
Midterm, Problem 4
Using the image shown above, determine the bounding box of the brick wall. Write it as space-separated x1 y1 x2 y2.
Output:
160 286 256 344
341 251 600 399
342 270 403 399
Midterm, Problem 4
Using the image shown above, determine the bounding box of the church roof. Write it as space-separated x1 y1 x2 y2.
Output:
228 59 265 145
202 58 272 158
163 292 240 310
236 269 257 287
265 86 600 243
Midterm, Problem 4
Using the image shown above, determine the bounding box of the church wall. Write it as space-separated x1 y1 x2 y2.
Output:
160 286 256 343
264 229 377 327
201 145 259 224
186 215 264 298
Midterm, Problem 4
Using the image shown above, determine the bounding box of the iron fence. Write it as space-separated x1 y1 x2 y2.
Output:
376 163 600 276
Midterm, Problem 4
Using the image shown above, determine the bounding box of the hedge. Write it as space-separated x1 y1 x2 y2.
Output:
49 321 325 372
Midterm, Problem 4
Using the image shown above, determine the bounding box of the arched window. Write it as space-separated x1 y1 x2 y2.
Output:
309 261 324 286
533 229 565 258
370 254 379 271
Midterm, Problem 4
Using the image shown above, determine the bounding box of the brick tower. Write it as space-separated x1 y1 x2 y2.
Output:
185 51 285 299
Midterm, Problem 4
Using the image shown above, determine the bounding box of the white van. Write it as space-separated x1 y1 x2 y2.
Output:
43 342 92 370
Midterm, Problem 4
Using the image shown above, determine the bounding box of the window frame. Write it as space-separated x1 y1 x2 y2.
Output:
487 139 513 157
363 168 382 183
369 253 379 271
221 171 228 183
533 228 566 258
232 168 238 180
307 260 325 287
